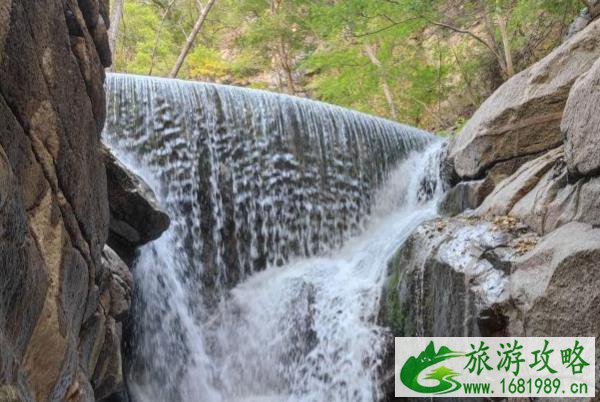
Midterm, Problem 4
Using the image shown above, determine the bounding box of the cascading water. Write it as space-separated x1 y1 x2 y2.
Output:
102 73 445 402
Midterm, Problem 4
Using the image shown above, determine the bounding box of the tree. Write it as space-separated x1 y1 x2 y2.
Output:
170 0 218 78
108 0 125 60
363 43 397 119
111 0 581 130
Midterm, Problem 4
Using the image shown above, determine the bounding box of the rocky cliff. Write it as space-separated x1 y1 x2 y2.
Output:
0 1 168 401
382 13 600 400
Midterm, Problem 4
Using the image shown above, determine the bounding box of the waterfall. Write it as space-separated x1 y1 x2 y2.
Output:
102 73 444 402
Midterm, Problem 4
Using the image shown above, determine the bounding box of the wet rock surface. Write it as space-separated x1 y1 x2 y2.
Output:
381 218 600 397
439 178 494 216
104 147 170 265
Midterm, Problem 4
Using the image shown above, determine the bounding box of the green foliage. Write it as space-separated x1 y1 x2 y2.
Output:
112 0 582 130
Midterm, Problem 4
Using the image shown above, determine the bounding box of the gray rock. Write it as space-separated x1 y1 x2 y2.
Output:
381 220 600 397
477 147 564 218
475 146 600 235
104 146 170 256
449 19 600 179
380 217 517 338
514 171 600 234
102 246 133 320
563 56 600 177
79 309 107 378
0 0 118 400
439 178 494 216
0 385 26 402
92 318 124 401
564 9 592 41
508 223 600 386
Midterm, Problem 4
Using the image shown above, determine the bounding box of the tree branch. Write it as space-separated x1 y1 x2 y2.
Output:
352 17 419 37
420 17 502 61
149 0 176 75
169 0 218 78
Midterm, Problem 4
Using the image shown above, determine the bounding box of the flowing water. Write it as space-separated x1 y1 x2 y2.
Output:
103 73 445 402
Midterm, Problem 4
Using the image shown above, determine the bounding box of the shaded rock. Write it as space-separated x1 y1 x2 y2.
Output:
77 246 132 402
102 246 133 320
449 19 600 179
79 309 107 379
77 0 99 29
439 177 494 216
65 366 95 402
484 151 545 184
92 318 124 401
90 15 111 68
590 0 600 19
513 170 600 235
104 146 170 263
564 9 593 41
98 0 110 30
0 0 114 400
475 146 600 235
509 157 569 233
563 56 600 177
477 147 564 217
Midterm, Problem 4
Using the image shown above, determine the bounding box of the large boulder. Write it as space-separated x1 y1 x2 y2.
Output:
438 178 494 216
380 217 519 338
475 146 600 235
563 56 600 177
476 147 564 218
0 1 152 401
508 222 600 389
448 19 600 180
381 220 600 398
104 147 171 264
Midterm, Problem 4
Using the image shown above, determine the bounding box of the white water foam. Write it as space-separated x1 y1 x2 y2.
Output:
103 73 444 401
119 142 445 402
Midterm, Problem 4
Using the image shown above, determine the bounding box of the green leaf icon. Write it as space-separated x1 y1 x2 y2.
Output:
400 341 464 394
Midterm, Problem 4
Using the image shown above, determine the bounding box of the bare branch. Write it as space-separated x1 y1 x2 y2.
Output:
149 0 177 75
170 0 218 78
421 17 502 61
108 0 125 62
352 17 420 37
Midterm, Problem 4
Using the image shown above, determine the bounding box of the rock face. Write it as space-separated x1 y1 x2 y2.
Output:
563 56 600 177
477 147 600 234
382 13 600 401
448 18 600 180
380 217 517 338
439 178 494 216
0 1 169 401
382 220 600 393
0 0 111 401
104 148 170 265
589 0 600 19
476 147 565 218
